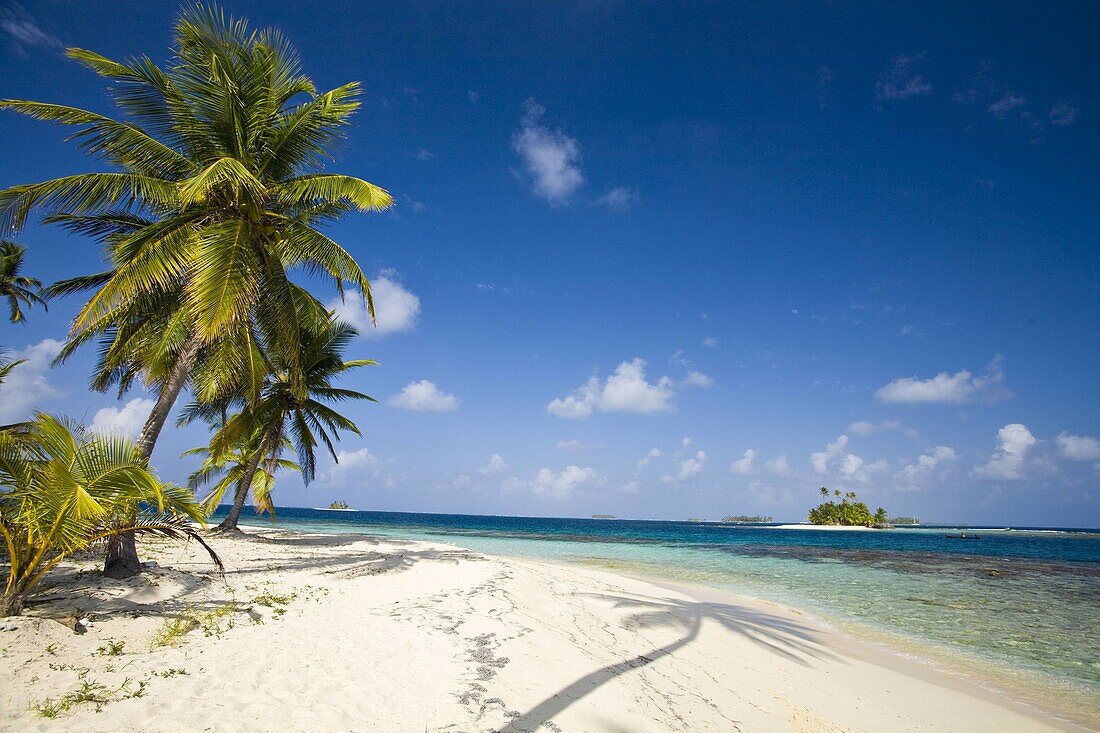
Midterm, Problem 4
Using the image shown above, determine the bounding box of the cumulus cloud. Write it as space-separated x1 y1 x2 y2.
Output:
1049 102 1078 126
837 453 889 484
701 337 718 348
973 423 1036 480
479 454 506 476
88 398 155 438
875 358 1007 404
532 465 604 499
682 371 714 388
894 446 957 490
389 380 459 412
556 439 599 453
811 435 849 475
847 420 901 436
663 451 706 484
636 447 662 471
0 2 62 54
989 92 1027 118
1056 433 1100 461
512 99 585 206
875 54 932 101
319 447 380 486
547 358 711 419
616 480 639 495
729 449 757 475
593 186 638 212
328 271 420 337
765 454 792 476
0 339 64 422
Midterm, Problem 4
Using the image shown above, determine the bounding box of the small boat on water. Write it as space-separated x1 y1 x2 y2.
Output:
946 533 982 540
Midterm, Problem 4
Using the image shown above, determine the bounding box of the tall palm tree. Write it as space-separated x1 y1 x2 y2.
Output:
0 6 392 575
0 413 220 615
0 241 45 323
181 316 374 531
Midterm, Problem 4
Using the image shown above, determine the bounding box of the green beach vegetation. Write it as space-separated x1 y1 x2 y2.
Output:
0 3 388 617
0 414 220 615
807 487 890 528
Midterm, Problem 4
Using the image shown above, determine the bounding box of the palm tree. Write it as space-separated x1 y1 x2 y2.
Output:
182 316 374 531
0 241 45 323
185 430 299 519
0 413 221 615
0 6 392 576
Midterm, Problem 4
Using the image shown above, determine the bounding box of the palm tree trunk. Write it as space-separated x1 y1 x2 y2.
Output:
0 592 24 617
216 448 265 532
104 336 201 579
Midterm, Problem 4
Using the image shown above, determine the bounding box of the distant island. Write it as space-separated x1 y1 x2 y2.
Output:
808 488 889 528
328 500 350 510
590 514 617 519
721 515 773 523
890 516 920 525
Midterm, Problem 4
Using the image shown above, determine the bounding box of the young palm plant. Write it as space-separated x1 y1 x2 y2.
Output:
185 431 299 520
0 241 45 323
0 5 392 576
0 414 221 616
181 316 374 531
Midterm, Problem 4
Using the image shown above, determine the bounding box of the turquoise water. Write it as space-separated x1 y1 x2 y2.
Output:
222 508 1100 722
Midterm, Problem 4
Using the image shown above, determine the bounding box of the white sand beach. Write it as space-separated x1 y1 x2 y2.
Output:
0 530 1085 732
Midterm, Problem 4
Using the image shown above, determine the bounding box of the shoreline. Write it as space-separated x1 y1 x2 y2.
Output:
1 527 1093 731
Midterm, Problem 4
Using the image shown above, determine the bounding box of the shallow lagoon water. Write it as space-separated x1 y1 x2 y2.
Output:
221 508 1100 723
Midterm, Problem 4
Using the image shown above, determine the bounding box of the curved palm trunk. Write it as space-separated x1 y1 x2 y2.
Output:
103 336 201 579
216 448 265 532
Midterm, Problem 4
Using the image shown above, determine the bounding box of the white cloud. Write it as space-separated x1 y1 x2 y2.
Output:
811 435 849 474
512 99 584 206
729 449 757 475
533 465 603 499
876 54 932 101
328 272 420 338
0 3 62 53
765 454 792 476
1056 433 1100 461
389 380 459 412
556 439 598 453
415 148 433 161
681 437 694 448
593 186 638 212
616 480 639 495
682 371 714 388
88 398 155 438
701 337 718 348
0 339 64 422
989 92 1027 118
1049 102 1078 126
320 447 380 486
452 474 473 489
636 447 662 471
875 358 1006 404
973 424 1036 480
847 420 901 436
838 453 889 484
894 446 957 490
546 358 709 419
663 450 706 484
479 454 506 476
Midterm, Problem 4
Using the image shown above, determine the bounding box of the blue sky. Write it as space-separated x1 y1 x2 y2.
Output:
1 1 1098 526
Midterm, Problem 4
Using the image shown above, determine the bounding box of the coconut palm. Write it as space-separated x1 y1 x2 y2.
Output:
0 5 392 575
0 241 45 324
181 316 374 531
0 413 221 615
185 430 299 519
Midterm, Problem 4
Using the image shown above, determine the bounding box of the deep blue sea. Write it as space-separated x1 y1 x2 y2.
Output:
217 507 1100 721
